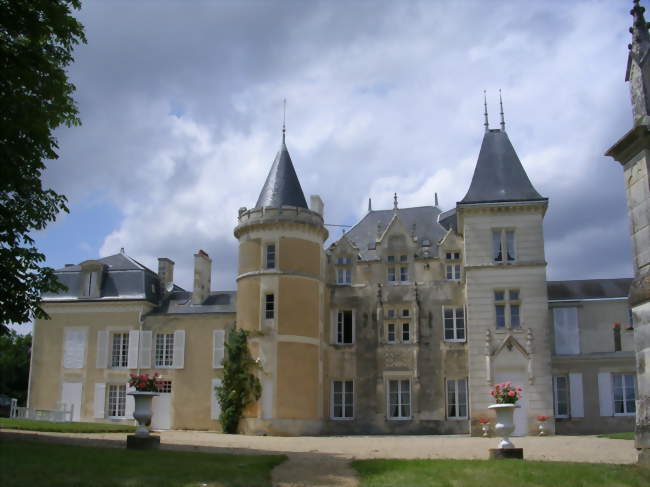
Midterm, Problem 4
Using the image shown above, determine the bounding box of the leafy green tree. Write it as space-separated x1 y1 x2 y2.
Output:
0 331 32 404
216 328 262 434
0 0 86 333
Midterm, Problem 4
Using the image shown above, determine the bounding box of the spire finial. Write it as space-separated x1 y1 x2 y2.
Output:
434 192 439 207
483 90 489 132
393 192 398 210
368 197 372 212
282 98 286 143
499 89 506 132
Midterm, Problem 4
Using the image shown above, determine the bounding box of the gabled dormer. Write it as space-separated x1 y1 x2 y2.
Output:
79 260 106 298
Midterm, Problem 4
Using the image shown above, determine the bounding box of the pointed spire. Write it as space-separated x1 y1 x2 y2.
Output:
393 192 398 210
499 89 506 132
483 90 489 132
434 192 439 207
368 197 372 212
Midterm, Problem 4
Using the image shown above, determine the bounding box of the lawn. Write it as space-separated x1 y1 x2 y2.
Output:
352 459 648 487
597 432 635 440
0 439 285 487
0 417 136 433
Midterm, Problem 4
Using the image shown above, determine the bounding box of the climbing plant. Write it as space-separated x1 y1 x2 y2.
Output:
215 327 261 434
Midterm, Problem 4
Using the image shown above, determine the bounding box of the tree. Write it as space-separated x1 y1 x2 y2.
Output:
0 1 86 333
216 328 261 434
0 331 32 405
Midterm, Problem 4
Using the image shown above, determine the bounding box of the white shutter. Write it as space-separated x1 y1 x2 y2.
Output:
569 372 584 418
127 330 140 369
598 372 614 416
211 378 222 420
213 330 225 369
94 383 106 419
63 328 87 369
125 385 136 419
96 331 108 368
139 331 152 369
173 330 185 369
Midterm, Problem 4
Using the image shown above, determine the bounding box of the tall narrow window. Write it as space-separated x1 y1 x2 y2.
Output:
387 323 396 343
107 384 126 417
613 373 636 415
401 323 410 342
444 307 465 341
495 290 521 329
332 380 354 419
445 252 462 281
336 310 354 344
446 378 468 419
493 230 516 263
265 244 276 269
614 325 622 352
265 294 275 319
111 333 129 368
553 376 570 418
336 268 352 285
388 379 411 419
553 307 579 354
155 333 175 367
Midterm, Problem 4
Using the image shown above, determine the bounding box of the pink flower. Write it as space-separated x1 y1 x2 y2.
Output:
516 387 522 391
508 391 515 397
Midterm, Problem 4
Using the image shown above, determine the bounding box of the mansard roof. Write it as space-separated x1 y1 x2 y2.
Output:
255 139 308 209
547 278 632 301
335 206 448 260
459 129 546 205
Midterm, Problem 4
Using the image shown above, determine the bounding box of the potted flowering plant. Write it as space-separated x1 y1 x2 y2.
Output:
488 382 523 449
490 382 522 404
478 417 490 437
127 373 162 437
536 415 549 436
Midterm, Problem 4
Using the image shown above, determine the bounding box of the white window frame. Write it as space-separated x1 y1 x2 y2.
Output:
553 375 570 418
401 322 410 343
445 263 462 281
443 306 465 342
386 378 411 420
111 333 129 368
612 373 636 416
331 380 354 420
265 243 276 269
264 293 275 320
492 229 516 264
336 267 352 285
154 333 175 368
446 378 468 419
387 323 396 343
335 310 355 345
494 289 521 329
107 384 126 418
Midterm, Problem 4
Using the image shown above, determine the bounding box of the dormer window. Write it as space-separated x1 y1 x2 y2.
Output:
445 251 462 281
335 255 352 285
79 261 105 298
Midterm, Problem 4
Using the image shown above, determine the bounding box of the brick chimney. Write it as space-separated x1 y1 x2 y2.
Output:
158 258 175 295
192 250 212 305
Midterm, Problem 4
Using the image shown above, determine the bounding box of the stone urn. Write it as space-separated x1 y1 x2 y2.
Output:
488 404 520 449
128 391 159 437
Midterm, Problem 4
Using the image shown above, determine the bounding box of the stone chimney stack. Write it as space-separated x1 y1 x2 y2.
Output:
192 250 212 305
310 194 324 217
157 258 175 295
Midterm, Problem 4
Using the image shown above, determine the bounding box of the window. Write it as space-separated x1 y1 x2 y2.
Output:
336 268 351 285
387 255 408 282
400 265 408 282
265 294 275 319
336 257 352 265
107 384 126 418
401 323 410 342
493 229 515 263
445 252 462 281
155 333 174 368
387 379 411 419
265 244 276 269
387 323 396 343
444 307 465 341
446 378 468 419
401 309 410 318
332 381 354 419
495 289 521 329
387 309 396 319
336 310 354 344
614 325 622 352
553 307 579 354
553 376 570 418
613 373 636 415
385 307 412 344
445 252 461 260
387 267 396 282
111 333 129 368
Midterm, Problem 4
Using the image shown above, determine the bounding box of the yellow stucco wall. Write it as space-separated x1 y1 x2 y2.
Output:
276 341 319 419
239 239 261 274
279 237 320 276
236 278 261 331
278 277 319 338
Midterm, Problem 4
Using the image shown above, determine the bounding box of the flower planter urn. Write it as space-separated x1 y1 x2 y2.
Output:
481 423 490 437
128 391 159 438
538 421 547 436
488 403 520 449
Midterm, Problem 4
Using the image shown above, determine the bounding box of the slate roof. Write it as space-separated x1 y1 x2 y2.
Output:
255 138 308 209
460 129 546 204
336 206 448 260
151 290 236 315
547 278 632 301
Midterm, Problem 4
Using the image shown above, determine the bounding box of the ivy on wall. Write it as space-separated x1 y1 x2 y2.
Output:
215 327 261 434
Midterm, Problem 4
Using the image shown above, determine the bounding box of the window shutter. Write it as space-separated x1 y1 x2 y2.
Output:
213 330 225 369
173 330 185 369
96 331 108 369
569 372 584 418
211 378 222 420
125 385 136 419
139 331 152 369
598 372 613 416
127 330 140 369
63 328 87 369
94 383 106 419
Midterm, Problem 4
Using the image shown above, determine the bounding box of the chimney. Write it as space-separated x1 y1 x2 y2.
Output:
310 194 324 217
192 250 212 305
158 258 175 295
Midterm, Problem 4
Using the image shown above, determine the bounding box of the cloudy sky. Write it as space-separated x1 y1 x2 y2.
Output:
38 0 636 293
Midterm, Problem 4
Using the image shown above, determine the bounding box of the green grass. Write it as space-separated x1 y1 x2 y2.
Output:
352 459 648 487
0 439 285 487
0 417 136 433
597 432 635 440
